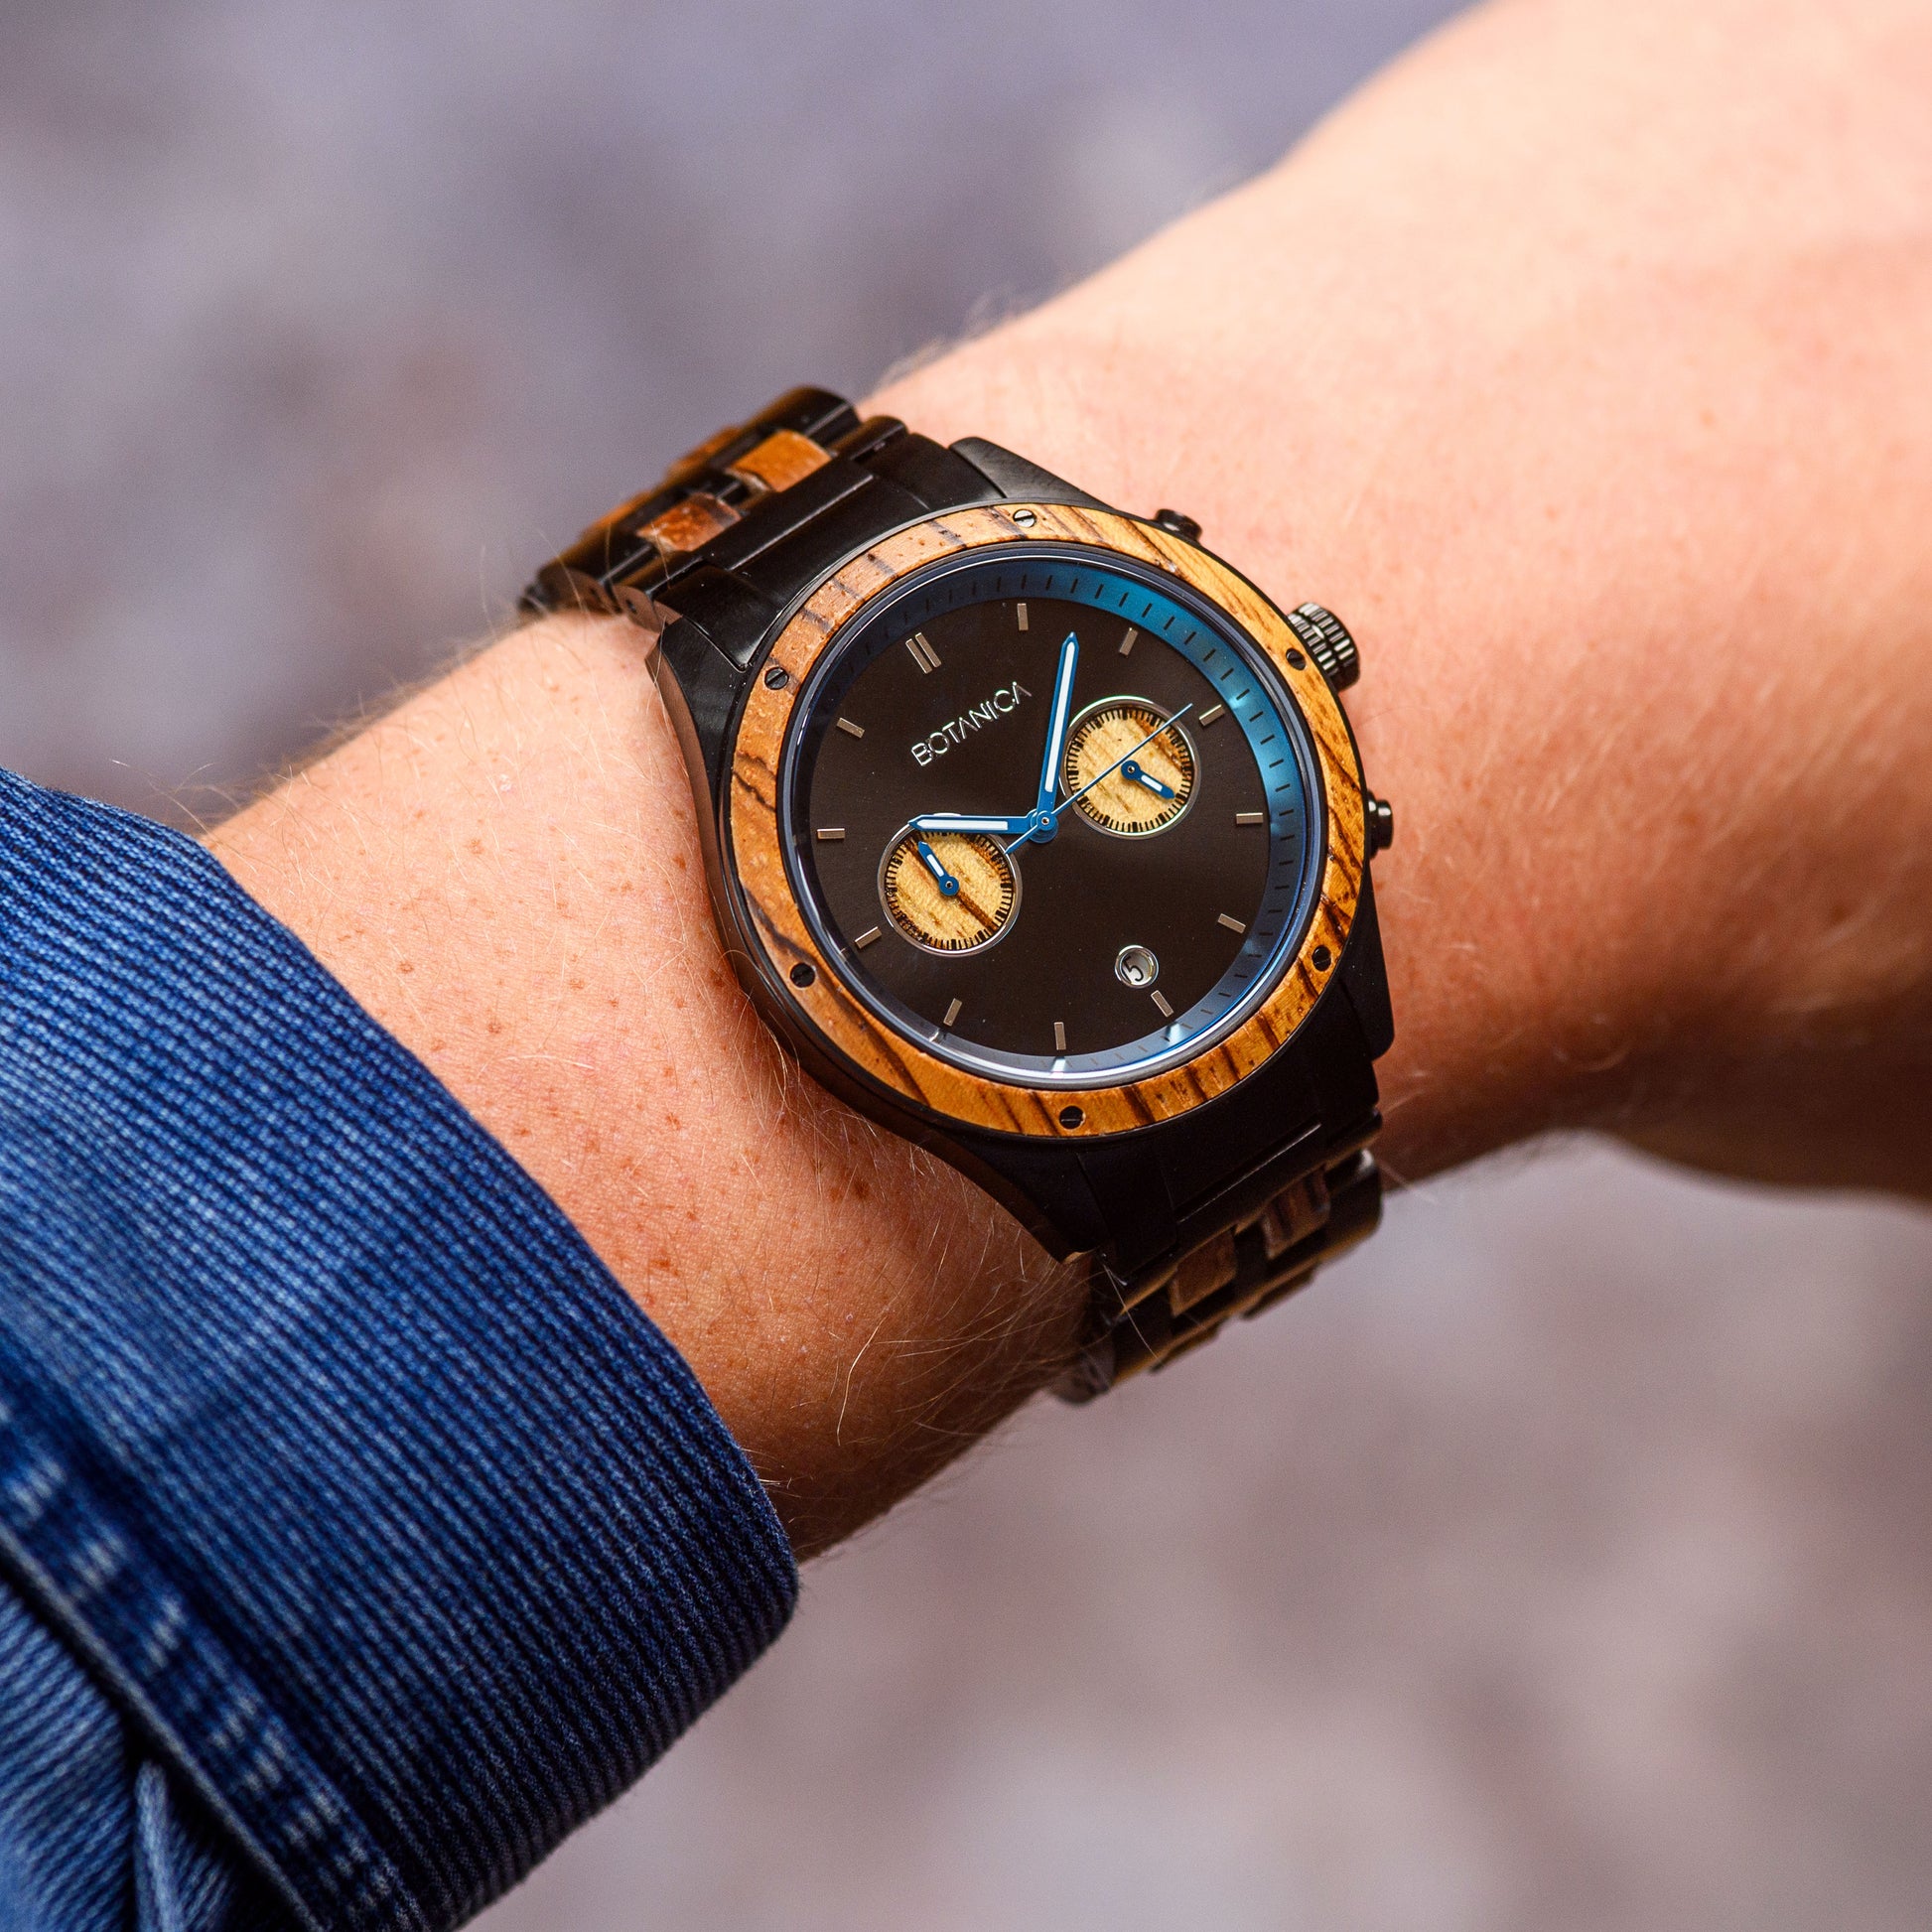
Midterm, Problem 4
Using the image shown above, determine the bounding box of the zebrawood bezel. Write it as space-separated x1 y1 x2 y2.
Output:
724 502 1366 1139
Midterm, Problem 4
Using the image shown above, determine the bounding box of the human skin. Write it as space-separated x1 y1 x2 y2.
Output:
208 0 1932 1555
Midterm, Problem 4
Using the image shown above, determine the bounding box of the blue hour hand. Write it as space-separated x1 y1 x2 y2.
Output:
911 812 1034 838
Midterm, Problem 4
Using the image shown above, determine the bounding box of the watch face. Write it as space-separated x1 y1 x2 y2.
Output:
774 544 1323 1091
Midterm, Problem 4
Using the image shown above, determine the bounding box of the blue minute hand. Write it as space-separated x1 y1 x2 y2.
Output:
1032 631 1081 836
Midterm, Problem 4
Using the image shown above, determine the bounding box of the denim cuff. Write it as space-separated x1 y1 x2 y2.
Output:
0 770 797 1932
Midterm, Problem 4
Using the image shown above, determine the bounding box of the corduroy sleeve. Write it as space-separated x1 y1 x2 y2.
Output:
0 768 797 1932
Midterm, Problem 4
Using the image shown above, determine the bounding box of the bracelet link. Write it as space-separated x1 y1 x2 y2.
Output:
1059 1147 1382 1402
518 386 861 623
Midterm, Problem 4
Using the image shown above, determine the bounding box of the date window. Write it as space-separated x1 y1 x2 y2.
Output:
1114 944 1160 990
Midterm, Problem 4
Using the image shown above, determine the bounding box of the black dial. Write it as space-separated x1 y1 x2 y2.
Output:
778 546 1320 1088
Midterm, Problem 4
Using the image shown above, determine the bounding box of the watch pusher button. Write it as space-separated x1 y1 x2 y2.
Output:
1286 603 1361 691
1365 794 1395 854
1152 507 1202 543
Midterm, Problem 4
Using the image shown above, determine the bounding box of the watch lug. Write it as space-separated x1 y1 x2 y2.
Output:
649 619 744 828
1340 867 1396 1060
949 437 1114 512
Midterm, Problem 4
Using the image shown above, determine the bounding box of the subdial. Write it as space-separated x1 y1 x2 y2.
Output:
1062 700 1197 837
879 828 1020 953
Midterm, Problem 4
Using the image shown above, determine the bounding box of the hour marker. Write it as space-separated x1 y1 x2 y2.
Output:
1217 913 1247 934
816 827 846 842
1151 990 1174 1019
905 631 941 673
855 926 883 949
1016 602 1029 631
1235 810 1265 826
1199 703 1227 726
1053 1021 1067 1052
1119 625 1139 656
836 717 866 738
943 998 963 1028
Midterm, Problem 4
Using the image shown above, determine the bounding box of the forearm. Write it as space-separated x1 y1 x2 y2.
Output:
210 0 1932 1551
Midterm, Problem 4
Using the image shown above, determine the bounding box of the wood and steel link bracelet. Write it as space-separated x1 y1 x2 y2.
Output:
521 389 1387 1399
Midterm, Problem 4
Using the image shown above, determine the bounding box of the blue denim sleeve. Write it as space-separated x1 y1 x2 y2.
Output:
0 769 798 1932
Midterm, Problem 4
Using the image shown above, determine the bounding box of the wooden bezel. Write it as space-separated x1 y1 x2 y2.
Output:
725 502 1366 1140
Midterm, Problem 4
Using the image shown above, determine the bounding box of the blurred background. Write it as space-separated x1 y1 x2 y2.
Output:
5 3 1931 1927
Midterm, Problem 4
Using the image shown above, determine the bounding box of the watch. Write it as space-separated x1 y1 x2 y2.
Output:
520 387 1395 1398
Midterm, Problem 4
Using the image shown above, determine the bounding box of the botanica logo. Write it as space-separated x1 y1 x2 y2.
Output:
909 681 1033 766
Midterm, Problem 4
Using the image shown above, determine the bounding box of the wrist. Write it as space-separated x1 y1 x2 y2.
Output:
209 616 1082 1557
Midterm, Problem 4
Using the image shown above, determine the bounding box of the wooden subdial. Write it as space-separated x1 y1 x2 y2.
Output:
878 828 1020 953
1062 700 1196 837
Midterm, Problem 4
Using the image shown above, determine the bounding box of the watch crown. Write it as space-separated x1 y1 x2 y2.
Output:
1153 507 1202 543
1286 603 1360 692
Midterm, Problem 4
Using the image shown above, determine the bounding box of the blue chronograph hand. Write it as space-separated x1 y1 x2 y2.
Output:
914 837 961 897
1006 704 1194 854
1120 758 1177 800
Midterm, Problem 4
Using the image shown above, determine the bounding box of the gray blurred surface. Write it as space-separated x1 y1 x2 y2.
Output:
501 1149 1932 1932
4 4 1929 1927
